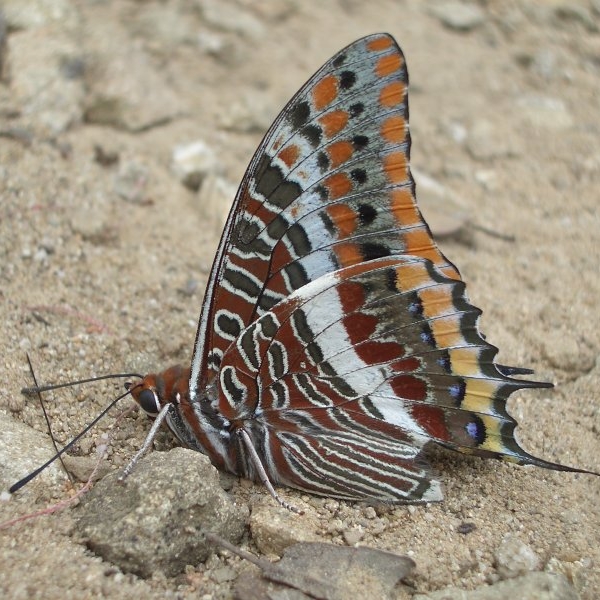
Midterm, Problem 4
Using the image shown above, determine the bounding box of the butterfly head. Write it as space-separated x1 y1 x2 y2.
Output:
125 364 190 419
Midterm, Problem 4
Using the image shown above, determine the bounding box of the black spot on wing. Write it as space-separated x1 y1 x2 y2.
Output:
289 101 311 128
216 313 242 339
361 242 391 261
287 223 312 257
302 124 322 147
339 70 356 90
332 53 347 68
352 135 369 150
317 151 330 172
357 203 377 225
349 103 364 118
351 168 367 184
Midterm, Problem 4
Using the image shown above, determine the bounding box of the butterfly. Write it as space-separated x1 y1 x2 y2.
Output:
119 33 593 506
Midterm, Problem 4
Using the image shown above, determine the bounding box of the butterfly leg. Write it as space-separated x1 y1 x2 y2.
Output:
236 428 303 514
118 403 171 483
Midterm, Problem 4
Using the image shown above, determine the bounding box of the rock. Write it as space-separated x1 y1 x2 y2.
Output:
249 500 321 556
412 168 468 238
196 0 265 40
429 2 486 31
75 448 248 578
84 32 185 132
171 140 220 192
342 527 364 546
528 48 559 80
60 454 111 484
467 119 519 161
414 572 578 600
6 29 85 136
516 95 574 130
197 173 237 231
494 535 540 579
540 328 595 374
553 3 598 32
113 160 150 204
2 0 81 31
69 201 116 244
0 415 68 495
219 90 277 134
235 542 415 600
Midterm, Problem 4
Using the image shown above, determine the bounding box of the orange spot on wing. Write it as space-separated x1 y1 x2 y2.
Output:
430 316 463 349
277 144 300 168
367 36 393 51
394 262 431 292
449 348 483 379
441 264 462 281
403 228 440 263
327 203 358 238
383 152 409 183
319 110 349 138
334 242 363 267
390 188 421 227
376 53 402 77
313 74 338 111
381 115 406 143
327 140 354 168
419 286 454 319
323 172 352 199
380 81 405 107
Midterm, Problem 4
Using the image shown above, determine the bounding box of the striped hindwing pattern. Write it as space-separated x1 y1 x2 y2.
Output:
190 33 460 400
214 257 575 502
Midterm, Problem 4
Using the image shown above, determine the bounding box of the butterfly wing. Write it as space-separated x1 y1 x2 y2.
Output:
190 33 460 400
215 257 567 502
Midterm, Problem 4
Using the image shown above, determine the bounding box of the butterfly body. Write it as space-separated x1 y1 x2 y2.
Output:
126 33 594 505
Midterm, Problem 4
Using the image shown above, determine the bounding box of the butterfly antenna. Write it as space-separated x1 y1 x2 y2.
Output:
21 372 144 396
24 353 74 486
10 377 141 494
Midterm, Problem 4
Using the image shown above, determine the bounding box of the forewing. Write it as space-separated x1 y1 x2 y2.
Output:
190 33 459 398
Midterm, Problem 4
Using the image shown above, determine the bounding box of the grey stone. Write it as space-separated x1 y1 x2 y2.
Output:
171 140 220 192
219 91 277 134
467 119 520 160
249 500 321 556
76 447 248 578
6 29 85 136
414 572 579 600
494 535 541 579
553 3 598 32
429 2 486 31
516 95 574 130
342 527 364 546
235 543 414 600
83 34 185 132
113 161 150 204
196 0 265 40
0 414 68 495
197 173 238 231
2 0 81 31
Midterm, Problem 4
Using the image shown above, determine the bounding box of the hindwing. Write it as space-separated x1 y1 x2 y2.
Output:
215 257 563 502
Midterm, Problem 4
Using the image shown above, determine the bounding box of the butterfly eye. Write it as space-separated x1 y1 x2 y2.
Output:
138 389 160 416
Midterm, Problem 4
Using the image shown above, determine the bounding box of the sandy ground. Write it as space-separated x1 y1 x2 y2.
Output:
1 0 599 598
